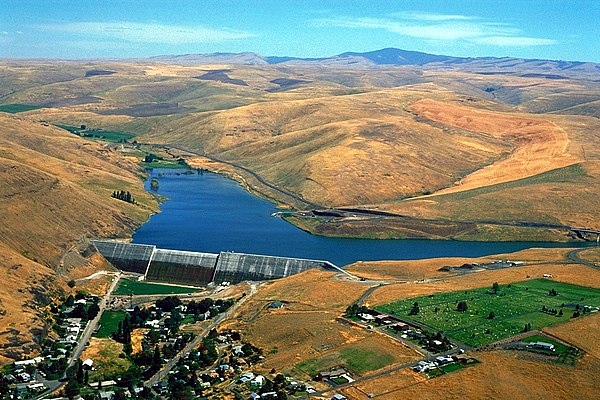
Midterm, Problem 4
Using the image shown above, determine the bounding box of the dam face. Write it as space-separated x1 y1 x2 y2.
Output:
92 240 339 286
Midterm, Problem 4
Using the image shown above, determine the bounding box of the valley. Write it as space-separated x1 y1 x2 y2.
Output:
1 47 600 399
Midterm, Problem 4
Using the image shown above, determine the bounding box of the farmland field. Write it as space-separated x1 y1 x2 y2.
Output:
0 104 43 113
114 278 200 295
376 279 600 346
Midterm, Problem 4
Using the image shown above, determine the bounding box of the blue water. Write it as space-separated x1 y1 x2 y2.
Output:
132 169 588 266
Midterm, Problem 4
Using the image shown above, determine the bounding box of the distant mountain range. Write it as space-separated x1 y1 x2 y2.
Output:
147 48 600 79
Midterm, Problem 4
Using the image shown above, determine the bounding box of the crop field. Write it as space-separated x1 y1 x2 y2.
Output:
114 278 199 295
95 311 126 338
376 279 600 346
0 104 43 113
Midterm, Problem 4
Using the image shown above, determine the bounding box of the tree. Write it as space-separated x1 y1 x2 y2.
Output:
76 360 84 383
87 303 100 320
487 311 495 319
492 282 499 294
558 309 563 316
67 280 76 288
457 301 468 312
65 379 80 399
152 345 162 370
409 302 420 315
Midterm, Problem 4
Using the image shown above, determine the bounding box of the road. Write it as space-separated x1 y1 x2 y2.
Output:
567 248 600 271
34 273 122 400
145 282 259 388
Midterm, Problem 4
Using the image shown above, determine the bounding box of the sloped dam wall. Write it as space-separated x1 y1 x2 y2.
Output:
92 240 344 286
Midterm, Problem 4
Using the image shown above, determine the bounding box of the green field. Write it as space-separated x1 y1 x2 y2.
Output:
56 124 135 142
376 279 600 347
95 311 126 338
0 104 43 113
296 345 395 376
139 160 190 170
114 278 200 296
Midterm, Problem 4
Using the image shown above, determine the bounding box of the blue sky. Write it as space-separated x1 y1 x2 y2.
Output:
1 0 599 62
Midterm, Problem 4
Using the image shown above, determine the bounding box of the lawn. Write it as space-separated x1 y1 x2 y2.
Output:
376 279 600 347
0 104 43 113
114 278 200 296
95 311 126 338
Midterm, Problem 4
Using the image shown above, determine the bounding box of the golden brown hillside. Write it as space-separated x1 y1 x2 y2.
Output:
3 60 600 240
0 114 157 360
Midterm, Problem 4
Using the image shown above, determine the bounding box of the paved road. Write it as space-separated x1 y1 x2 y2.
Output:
567 248 600 271
34 273 122 399
145 282 259 388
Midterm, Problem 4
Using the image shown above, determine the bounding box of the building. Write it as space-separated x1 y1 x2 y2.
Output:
529 341 555 351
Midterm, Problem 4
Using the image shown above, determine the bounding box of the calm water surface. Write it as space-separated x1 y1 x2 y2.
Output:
132 170 587 266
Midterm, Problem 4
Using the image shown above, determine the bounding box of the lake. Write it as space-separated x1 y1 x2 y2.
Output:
132 169 588 267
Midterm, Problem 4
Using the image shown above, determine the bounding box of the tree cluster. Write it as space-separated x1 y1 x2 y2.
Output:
143 153 163 163
344 303 369 317
113 314 133 355
409 302 420 316
111 190 135 204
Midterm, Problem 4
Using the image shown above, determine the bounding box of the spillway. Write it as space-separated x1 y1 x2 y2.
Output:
92 240 344 286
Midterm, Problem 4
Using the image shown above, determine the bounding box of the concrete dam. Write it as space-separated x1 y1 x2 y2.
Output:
92 240 345 286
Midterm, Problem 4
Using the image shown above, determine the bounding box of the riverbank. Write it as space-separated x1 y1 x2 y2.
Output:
131 169 590 267
180 151 579 243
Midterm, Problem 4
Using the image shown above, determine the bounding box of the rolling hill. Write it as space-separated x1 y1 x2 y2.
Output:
2 50 600 241
0 114 157 361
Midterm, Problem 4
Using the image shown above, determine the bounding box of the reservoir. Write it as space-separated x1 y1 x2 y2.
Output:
132 169 587 267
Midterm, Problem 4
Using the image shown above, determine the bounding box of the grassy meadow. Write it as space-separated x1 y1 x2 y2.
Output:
376 279 600 346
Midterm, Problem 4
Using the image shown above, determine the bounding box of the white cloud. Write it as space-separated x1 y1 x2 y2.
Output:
38 22 256 44
392 12 477 21
473 36 557 46
313 14 555 47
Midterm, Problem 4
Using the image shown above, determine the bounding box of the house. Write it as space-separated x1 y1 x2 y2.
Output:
14 356 44 367
529 341 555 351
435 356 454 365
358 313 376 322
332 394 348 400
249 393 260 400
413 361 437 373
233 345 245 357
374 315 392 324
82 358 94 369
269 301 284 309
17 372 31 382
99 391 115 400
27 383 46 392
250 375 265 387
391 323 409 332
316 368 348 381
